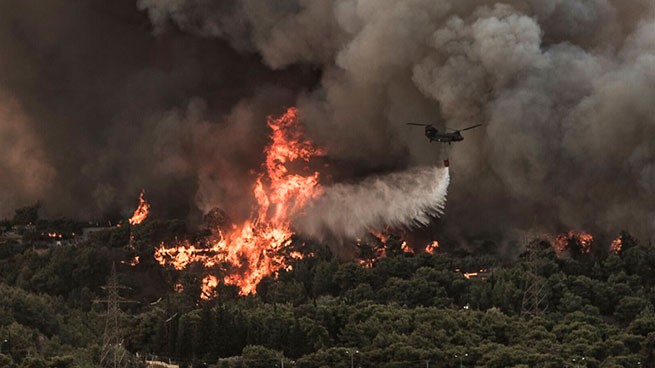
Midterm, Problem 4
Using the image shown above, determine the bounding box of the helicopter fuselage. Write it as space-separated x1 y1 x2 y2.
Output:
407 122 481 143
425 126 464 143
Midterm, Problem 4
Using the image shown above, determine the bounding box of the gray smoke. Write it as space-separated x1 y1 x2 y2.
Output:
0 93 55 214
295 166 450 241
136 0 655 241
3 0 655 244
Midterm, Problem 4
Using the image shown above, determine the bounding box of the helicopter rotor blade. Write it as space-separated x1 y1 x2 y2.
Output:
460 123 483 132
406 123 429 126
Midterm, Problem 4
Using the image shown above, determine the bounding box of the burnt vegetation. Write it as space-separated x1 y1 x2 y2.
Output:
0 206 654 368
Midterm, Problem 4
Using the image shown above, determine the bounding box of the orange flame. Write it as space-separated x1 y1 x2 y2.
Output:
357 237 387 269
370 230 389 244
463 269 489 279
201 275 218 300
370 230 414 254
155 108 323 297
120 256 140 266
400 241 414 254
553 231 593 254
358 231 418 268
129 190 150 225
425 241 439 254
610 237 622 254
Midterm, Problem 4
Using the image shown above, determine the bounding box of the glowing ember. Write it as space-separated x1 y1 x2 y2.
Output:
357 232 418 268
461 269 490 280
463 272 478 279
155 107 323 297
201 275 218 300
425 241 439 254
610 237 622 254
370 230 389 244
120 256 140 266
370 230 414 254
129 190 150 225
553 231 593 254
357 238 386 269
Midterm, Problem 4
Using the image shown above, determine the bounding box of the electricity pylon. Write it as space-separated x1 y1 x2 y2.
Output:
96 263 137 368
520 239 548 318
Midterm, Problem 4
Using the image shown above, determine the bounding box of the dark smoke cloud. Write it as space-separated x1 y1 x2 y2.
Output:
0 0 317 221
137 0 655 242
3 0 655 244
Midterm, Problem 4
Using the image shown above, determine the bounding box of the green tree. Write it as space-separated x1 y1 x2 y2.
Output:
12 204 40 226
615 297 648 325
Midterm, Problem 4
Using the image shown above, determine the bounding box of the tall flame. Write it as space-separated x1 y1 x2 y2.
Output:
155 108 323 297
129 190 150 225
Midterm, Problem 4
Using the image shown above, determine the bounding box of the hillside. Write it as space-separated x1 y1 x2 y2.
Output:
0 214 653 368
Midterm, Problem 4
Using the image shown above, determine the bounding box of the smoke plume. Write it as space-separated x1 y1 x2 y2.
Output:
295 166 450 241
2 0 655 245
135 0 655 242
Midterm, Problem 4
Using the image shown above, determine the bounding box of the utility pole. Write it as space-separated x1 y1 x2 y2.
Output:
96 263 137 368
455 353 468 368
346 349 358 368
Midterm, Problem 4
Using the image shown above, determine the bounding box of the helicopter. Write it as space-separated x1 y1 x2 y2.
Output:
407 123 483 144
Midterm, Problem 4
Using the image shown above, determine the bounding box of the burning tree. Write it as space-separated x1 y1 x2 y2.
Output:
155 107 323 298
128 190 150 225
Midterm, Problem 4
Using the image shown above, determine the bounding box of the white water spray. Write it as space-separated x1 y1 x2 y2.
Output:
294 166 450 241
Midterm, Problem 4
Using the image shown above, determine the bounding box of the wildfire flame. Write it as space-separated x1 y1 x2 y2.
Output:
463 269 489 279
129 190 150 225
155 107 322 297
120 256 140 266
400 241 414 254
552 231 593 254
201 275 218 300
358 231 422 268
370 230 389 244
463 272 478 279
425 241 439 254
610 237 622 254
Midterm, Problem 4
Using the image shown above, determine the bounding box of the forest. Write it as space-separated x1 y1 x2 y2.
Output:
0 205 654 368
